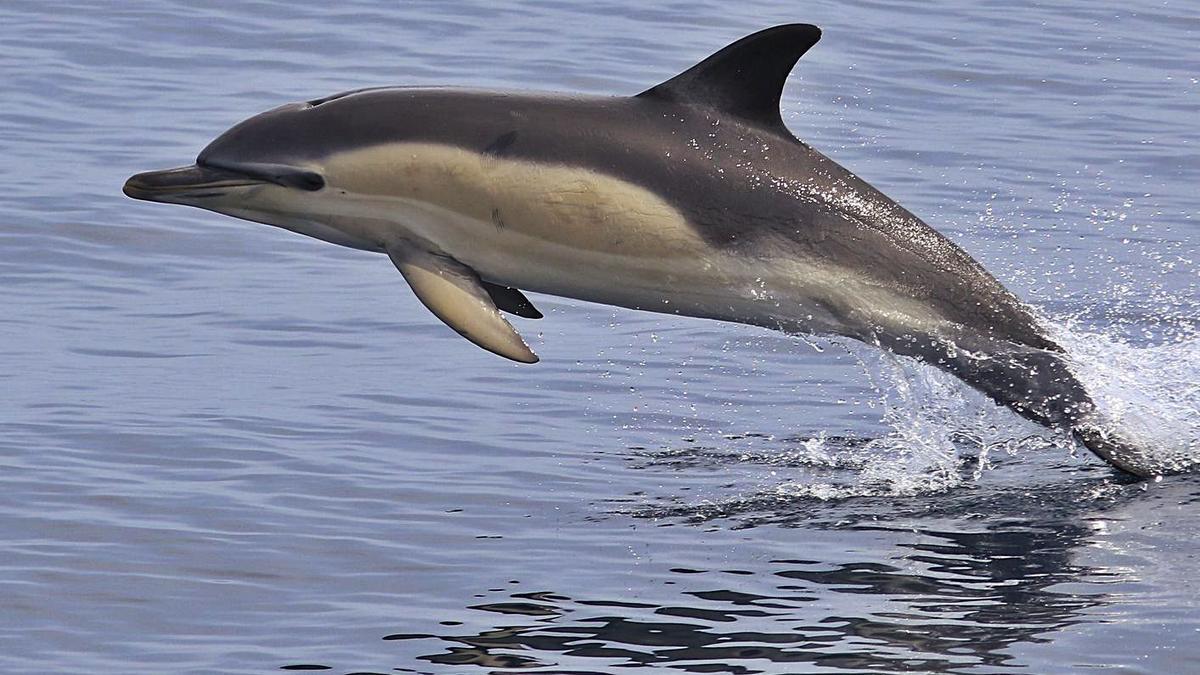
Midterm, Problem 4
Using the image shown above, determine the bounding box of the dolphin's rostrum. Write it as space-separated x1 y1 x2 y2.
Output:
124 24 1159 477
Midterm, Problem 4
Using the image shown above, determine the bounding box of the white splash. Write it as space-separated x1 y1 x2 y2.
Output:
765 340 1049 500
767 316 1200 501
1051 321 1200 476
804 317 1200 497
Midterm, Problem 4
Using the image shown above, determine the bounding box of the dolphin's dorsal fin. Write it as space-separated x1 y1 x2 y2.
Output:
636 24 821 130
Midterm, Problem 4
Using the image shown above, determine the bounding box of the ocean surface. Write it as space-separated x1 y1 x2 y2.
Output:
2 1 1198 673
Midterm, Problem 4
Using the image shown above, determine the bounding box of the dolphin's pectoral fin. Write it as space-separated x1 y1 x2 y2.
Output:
636 24 821 132
386 246 539 364
482 282 543 319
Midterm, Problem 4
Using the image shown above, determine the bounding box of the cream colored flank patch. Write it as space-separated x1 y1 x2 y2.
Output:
307 142 944 337
322 142 706 259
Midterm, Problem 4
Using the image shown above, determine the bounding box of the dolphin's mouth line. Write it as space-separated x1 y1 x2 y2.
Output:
123 164 267 202
124 162 326 202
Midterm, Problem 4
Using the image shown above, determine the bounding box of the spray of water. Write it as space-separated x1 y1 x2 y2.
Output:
769 340 1070 501
1052 320 1200 476
626 308 1198 520
758 308 1200 504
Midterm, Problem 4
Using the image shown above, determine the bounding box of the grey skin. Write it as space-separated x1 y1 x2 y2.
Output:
124 24 1153 477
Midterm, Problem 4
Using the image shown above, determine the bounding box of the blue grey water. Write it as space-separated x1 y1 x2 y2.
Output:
1 1 1198 673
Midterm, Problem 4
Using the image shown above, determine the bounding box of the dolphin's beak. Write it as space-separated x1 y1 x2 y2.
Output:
123 164 265 203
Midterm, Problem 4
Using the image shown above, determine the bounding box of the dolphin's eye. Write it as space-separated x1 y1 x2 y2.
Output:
283 170 325 191
203 160 326 192
238 164 325 191
292 170 326 189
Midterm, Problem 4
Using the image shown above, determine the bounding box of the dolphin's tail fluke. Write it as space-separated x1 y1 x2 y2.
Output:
877 330 1157 477
1071 424 1160 478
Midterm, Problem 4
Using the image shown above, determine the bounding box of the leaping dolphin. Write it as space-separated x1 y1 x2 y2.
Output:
124 24 1156 477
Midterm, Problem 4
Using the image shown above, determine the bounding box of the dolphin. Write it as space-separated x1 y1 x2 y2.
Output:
124 24 1155 477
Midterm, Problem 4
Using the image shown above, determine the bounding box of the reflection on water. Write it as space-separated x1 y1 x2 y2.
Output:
285 479 1140 674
